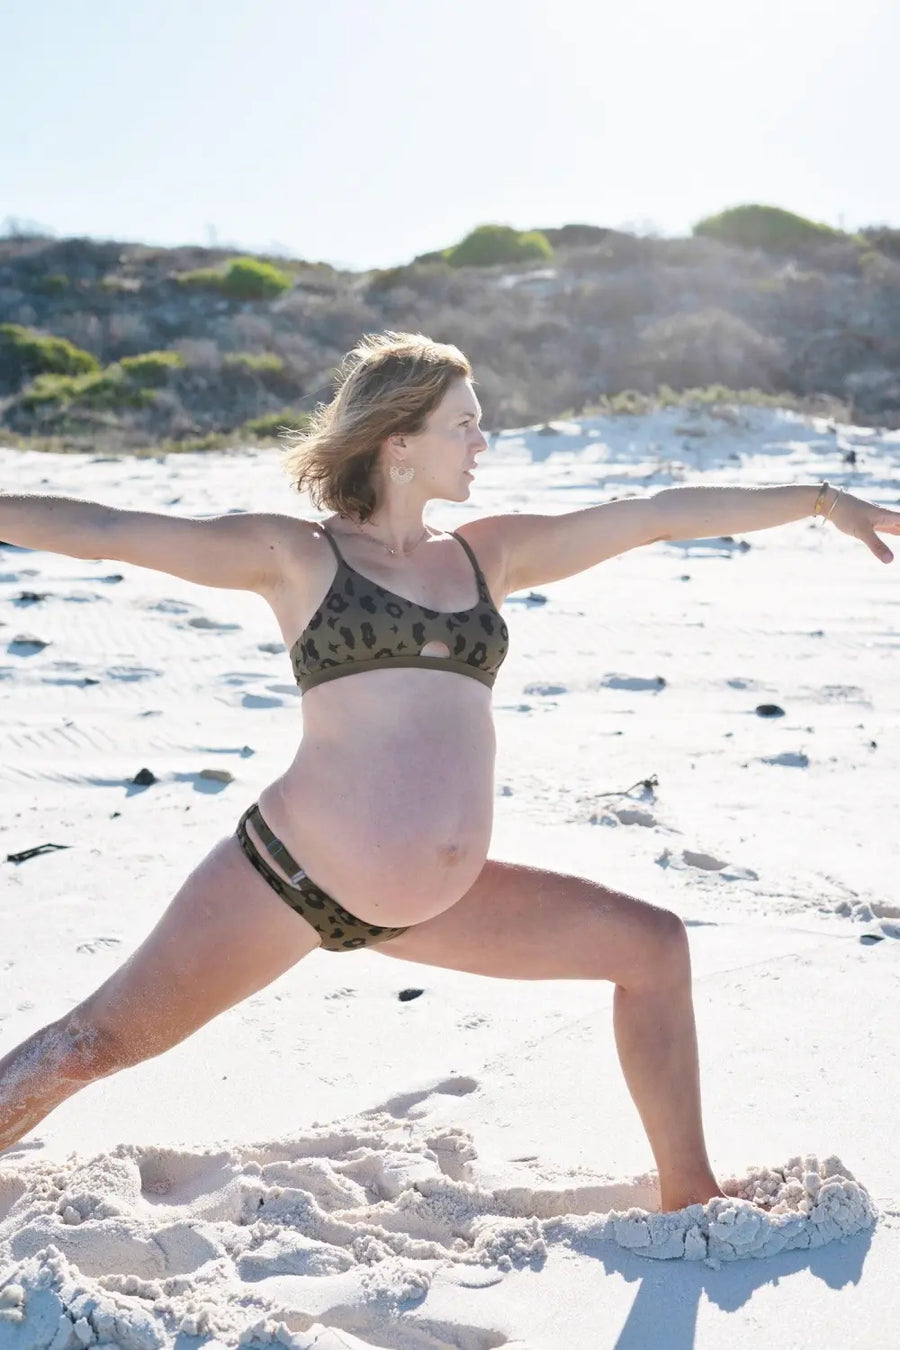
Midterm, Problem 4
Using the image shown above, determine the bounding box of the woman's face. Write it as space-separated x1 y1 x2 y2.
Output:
390 377 488 502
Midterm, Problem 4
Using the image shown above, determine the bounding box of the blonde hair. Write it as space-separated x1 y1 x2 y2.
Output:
280 330 472 520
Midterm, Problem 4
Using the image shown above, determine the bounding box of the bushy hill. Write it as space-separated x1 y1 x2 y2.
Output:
1 208 898 451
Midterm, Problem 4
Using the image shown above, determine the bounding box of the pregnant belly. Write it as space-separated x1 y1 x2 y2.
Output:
256 723 496 927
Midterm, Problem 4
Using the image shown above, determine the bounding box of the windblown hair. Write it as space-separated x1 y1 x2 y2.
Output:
280 331 472 521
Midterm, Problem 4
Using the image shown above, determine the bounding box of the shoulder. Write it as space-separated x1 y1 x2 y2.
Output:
250 513 339 597
250 512 335 557
453 514 516 604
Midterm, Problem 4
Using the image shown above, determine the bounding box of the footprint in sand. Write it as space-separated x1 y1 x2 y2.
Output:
76 937 123 955
613 808 657 827
187 616 242 632
9 634 50 654
834 897 900 940
42 674 101 687
106 665 162 682
241 692 287 709
220 671 274 686
657 848 759 880
367 1076 480 1121
140 598 195 615
591 674 667 692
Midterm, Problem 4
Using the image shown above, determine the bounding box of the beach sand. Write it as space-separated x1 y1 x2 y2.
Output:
1 406 898 1348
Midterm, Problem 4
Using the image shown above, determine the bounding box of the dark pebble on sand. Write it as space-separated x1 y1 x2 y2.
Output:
398 988 425 1002
132 767 157 786
755 704 785 718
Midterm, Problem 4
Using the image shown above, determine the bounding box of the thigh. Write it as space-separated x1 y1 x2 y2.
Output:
378 859 685 984
70 831 322 1067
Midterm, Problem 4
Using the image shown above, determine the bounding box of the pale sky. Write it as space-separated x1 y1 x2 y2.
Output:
3 0 898 271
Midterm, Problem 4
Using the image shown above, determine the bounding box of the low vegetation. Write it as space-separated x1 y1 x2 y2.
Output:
1 203 898 451
0 323 99 390
176 255 293 300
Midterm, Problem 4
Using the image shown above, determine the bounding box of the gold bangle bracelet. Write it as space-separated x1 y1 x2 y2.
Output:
825 488 843 521
813 481 830 517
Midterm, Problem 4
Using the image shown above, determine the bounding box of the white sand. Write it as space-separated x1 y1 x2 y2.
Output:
1 405 899 1348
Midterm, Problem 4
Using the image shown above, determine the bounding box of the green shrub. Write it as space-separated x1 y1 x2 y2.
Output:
860 225 900 260
858 249 900 287
100 274 142 293
445 225 553 268
177 256 292 300
583 384 850 420
221 257 292 299
0 324 99 385
605 389 648 415
21 365 155 412
693 205 843 252
36 273 70 295
176 266 225 290
241 408 311 440
223 351 286 374
120 350 185 385
164 432 231 452
367 264 416 292
538 224 613 248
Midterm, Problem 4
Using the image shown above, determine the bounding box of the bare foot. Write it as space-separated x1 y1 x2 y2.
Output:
659 1183 728 1212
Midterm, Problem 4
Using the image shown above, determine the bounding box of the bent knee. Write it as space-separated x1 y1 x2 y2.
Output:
641 905 690 981
604 897 690 990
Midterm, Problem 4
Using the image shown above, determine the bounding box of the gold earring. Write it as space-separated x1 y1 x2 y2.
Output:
389 463 415 484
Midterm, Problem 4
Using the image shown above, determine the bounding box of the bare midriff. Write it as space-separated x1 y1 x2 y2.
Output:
254 665 496 927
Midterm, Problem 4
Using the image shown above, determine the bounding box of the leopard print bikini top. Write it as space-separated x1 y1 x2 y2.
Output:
290 525 509 695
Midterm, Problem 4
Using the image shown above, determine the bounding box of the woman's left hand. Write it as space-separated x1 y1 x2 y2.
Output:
829 489 900 564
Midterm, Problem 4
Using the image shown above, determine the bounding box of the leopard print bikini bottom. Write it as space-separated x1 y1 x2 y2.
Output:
235 802 409 952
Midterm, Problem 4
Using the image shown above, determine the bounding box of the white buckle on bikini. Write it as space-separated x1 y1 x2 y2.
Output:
266 838 307 885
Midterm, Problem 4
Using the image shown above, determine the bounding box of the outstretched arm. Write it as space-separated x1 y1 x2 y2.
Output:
498 496 664 594
0 491 299 593
499 481 900 593
653 481 900 563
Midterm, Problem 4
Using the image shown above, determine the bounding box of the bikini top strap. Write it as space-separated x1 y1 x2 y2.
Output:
452 530 490 598
318 523 345 566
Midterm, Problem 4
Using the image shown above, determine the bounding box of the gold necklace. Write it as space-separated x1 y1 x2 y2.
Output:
348 517 434 557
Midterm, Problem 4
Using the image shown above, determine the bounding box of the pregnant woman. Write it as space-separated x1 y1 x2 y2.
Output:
1 330 897 1212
